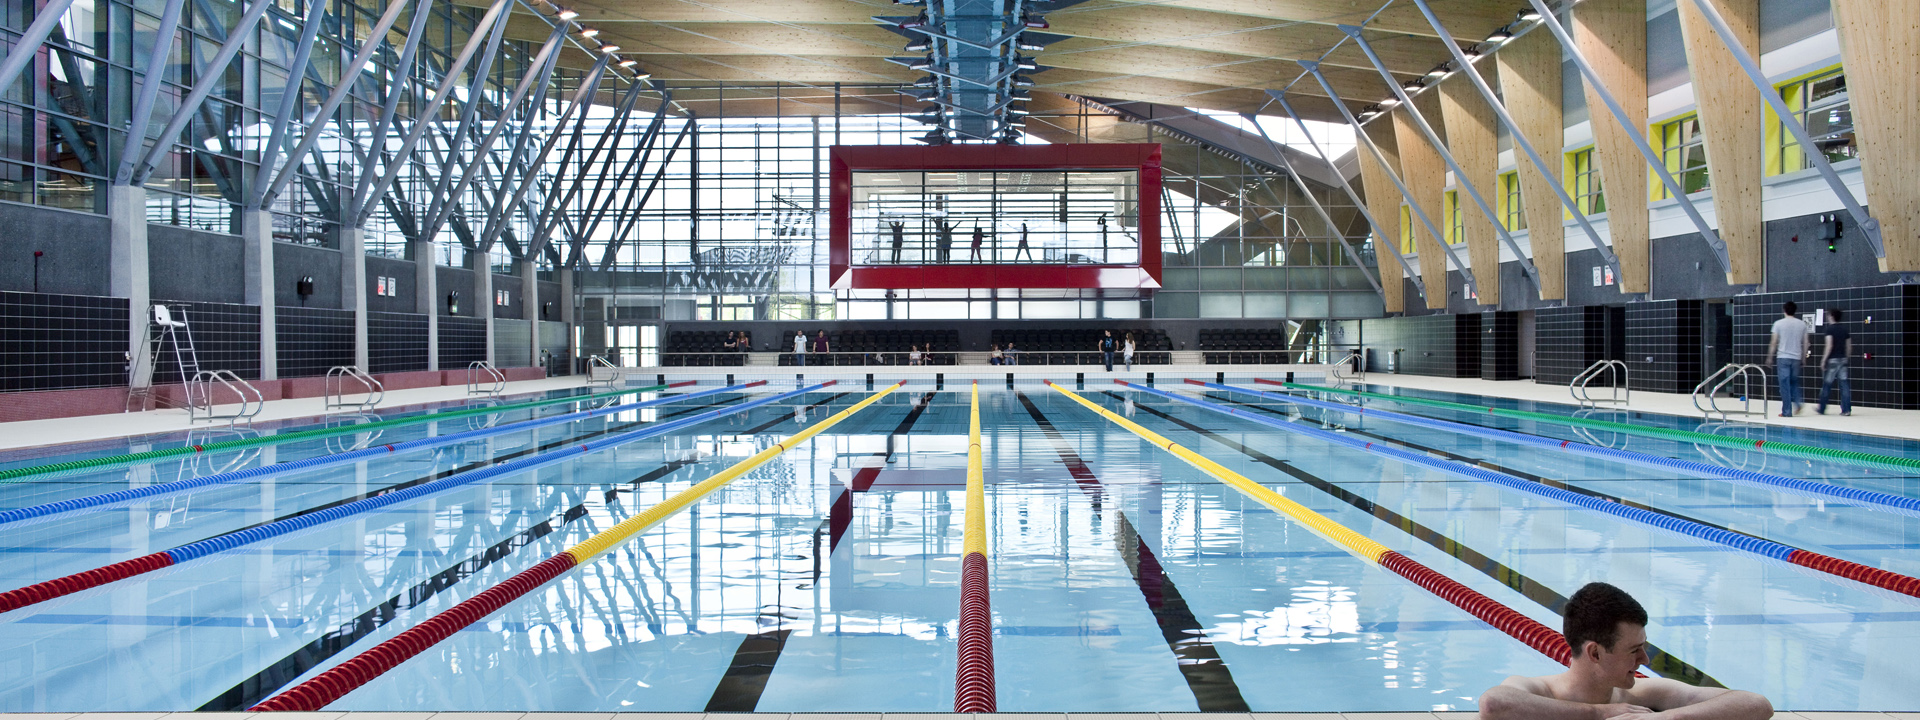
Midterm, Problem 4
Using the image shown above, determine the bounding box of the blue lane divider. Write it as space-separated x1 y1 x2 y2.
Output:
0 382 768 527
1205 382 1920 519
160 382 831 564
1119 381 1799 562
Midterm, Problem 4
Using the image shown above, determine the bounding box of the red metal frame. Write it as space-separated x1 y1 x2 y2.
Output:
829 143 1162 290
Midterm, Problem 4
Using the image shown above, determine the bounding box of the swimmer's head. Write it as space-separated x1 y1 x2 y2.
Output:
1564 582 1650 688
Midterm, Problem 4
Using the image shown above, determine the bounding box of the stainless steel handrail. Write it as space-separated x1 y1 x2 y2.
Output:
1570 360 1629 408
466 360 506 396
1330 348 1366 385
186 369 264 425
324 366 386 411
586 355 622 388
1692 363 1769 420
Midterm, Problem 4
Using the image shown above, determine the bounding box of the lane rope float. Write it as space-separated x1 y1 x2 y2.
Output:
1267 380 1920 476
0 383 831 616
1138 382 1920 601
0 380 699 484
1205 381 1920 518
0 382 766 528
1045 381 1574 666
249 381 907 711
954 381 995 713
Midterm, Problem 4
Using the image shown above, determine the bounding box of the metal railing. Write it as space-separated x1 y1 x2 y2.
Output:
586 355 623 388
324 366 386 411
1570 360 1629 408
1331 348 1366 385
466 360 506 396
1692 363 1769 420
185 369 264 425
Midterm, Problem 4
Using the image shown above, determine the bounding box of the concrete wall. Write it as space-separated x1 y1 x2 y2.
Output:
149 225 245 304
0 202 111 296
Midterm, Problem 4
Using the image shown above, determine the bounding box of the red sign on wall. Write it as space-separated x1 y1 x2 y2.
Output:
829 143 1162 290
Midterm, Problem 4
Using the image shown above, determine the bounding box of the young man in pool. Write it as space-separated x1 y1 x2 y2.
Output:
1477 582 1772 720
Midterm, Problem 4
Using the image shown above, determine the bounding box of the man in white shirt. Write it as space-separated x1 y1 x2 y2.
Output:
1765 302 1811 417
794 330 808 367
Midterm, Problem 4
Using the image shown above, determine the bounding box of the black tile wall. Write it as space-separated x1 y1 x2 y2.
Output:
1535 306 1621 386
1731 285 1917 410
0 291 128 392
440 316 488 369
1354 314 1478 377
369 311 429 374
1481 312 1520 381
1624 300 1703 394
151 300 261 383
277 306 355 378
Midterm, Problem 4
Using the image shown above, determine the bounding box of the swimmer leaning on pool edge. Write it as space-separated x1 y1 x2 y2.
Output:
1477 582 1773 720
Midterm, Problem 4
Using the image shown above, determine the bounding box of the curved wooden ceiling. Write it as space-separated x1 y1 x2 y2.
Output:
489 0 1523 122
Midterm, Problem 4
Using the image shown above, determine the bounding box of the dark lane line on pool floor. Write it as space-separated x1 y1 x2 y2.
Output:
199 392 854 711
1104 391 1722 688
705 390 939 713
1016 391 1252 713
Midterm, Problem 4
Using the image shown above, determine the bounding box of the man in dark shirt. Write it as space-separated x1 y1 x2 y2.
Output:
1817 309 1852 415
888 221 906 263
1098 330 1117 372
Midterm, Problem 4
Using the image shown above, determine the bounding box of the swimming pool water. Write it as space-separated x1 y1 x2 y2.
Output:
0 380 1915 712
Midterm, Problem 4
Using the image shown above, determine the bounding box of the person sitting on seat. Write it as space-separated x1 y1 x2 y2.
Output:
1477 582 1771 720
990 344 1004 366
909 344 924 366
1004 342 1018 366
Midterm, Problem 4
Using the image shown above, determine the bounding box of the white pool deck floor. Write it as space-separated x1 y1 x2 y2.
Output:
1 364 1916 451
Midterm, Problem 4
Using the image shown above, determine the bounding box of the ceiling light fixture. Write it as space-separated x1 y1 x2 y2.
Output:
599 44 620 53
578 28 599 37
618 59 637 67
556 8 577 19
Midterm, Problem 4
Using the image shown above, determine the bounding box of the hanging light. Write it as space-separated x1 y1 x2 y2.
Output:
578 28 599 37
555 8 578 19
1378 96 1401 108
1486 28 1513 43
1516 8 1541 22
618 59 637 67
600 44 620 53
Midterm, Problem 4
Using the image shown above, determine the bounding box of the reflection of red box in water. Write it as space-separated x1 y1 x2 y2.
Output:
829 143 1162 289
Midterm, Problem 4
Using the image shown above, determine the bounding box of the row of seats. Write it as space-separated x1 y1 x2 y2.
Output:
662 330 751 367
779 328 960 366
988 328 1172 365
1198 328 1294 364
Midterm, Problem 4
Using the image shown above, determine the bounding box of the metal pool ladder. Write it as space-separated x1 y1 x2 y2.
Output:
186 369 264 425
1692 363 1769 420
466 360 506 396
1570 360 1629 409
1330 348 1366 387
586 354 622 389
325 366 386 411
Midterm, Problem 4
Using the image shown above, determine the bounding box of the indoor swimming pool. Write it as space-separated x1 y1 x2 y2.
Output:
0 377 1915 712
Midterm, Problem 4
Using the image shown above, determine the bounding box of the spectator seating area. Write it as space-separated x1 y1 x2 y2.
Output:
661 330 751 366
782 328 960 366
1198 328 1293 364
988 328 1172 365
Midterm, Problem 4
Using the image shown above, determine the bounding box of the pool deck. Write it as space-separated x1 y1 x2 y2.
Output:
3 361 1918 451
0 711 1896 719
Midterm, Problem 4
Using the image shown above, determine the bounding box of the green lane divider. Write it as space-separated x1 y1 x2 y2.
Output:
0 382 686 484
1276 382 1920 475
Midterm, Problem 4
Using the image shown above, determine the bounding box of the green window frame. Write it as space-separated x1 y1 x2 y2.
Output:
1565 147 1606 216
1653 114 1711 201
1769 66 1854 176
1498 171 1526 231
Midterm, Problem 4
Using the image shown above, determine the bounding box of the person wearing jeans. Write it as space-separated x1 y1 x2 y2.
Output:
1817 308 1852 415
794 330 808 367
1766 301 1811 417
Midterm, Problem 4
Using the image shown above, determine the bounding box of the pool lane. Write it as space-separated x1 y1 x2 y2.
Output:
1102 388 1920 711
0 393 754 586
0 392 851 712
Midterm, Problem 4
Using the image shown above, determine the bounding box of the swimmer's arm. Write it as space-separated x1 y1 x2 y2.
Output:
1626 678 1773 720
1478 677 1648 720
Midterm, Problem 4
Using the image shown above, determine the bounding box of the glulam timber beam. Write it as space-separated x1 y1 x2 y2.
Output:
1437 77 1503 305
1832 0 1920 273
1496 29 1567 301
1677 0 1763 286
1575 0 1648 294
1393 95 1451 309
1356 121 1408 313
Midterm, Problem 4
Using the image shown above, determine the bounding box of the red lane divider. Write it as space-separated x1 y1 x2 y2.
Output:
253 555 578 711
0 553 174 613
1379 551 1572 666
1789 550 1920 597
954 552 995 712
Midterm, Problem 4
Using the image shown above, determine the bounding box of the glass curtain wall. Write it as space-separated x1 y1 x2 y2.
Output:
0 0 595 275
574 92 1383 322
